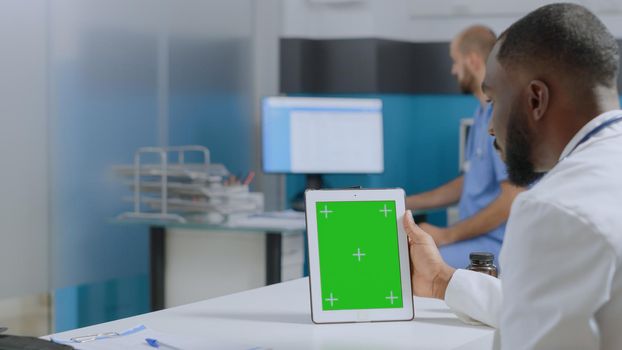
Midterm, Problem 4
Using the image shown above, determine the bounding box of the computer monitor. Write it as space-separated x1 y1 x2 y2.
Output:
459 118 474 173
262 96 384 174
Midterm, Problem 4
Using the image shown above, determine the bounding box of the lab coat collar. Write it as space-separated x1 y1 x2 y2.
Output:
559 109 622 160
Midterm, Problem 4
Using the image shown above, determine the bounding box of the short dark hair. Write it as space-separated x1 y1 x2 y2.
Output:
497 3 619 88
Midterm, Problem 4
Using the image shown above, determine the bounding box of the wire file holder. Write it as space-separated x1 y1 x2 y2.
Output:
117 145 213 223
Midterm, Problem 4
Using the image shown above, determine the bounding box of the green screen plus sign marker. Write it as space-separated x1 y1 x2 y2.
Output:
316 200 403 311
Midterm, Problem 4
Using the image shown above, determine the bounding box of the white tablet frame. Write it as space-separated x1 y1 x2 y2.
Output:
305 188 414 324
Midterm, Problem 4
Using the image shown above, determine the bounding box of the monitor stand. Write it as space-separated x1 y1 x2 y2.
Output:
291 174 324 212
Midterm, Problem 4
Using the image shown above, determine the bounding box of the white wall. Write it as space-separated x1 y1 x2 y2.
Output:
282 0 622 41
0 0 49 299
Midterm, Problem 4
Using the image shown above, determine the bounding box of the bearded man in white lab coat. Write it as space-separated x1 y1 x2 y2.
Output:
405 3 622 349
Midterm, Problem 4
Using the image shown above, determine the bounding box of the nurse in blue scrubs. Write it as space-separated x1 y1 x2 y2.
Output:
406 25 524 268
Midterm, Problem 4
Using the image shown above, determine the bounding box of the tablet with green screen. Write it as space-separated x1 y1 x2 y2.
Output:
305 189 414 323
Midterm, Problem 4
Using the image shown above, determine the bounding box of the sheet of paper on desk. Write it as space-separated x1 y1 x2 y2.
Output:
52 325 269 350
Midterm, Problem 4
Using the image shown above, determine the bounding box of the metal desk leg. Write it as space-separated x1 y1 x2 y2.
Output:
150 226 166 311
265 232 282 285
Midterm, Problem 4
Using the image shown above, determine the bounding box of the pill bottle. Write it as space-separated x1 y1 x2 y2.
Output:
466 252 498 277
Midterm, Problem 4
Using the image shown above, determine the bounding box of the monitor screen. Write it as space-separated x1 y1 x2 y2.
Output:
262 97 384 174
459 118 474 173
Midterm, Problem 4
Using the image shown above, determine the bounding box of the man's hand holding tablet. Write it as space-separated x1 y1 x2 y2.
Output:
403 210 456 300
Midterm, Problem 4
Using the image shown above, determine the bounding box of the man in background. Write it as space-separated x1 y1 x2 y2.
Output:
406 25 523 268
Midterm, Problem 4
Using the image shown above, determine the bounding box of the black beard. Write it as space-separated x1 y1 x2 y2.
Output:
504 106 545 187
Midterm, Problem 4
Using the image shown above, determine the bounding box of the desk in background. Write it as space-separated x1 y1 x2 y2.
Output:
116 216 306 311
46 277 496 350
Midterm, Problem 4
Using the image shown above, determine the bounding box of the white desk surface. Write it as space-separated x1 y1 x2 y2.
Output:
47 278 495 350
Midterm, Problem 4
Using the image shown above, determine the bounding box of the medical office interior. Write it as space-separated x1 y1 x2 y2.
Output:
2 0 622 346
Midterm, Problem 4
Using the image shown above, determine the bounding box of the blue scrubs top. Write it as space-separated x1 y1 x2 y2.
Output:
440 103 508 268
458 103 508 243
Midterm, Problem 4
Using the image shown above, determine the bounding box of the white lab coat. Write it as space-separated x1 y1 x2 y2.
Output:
444 110 622 349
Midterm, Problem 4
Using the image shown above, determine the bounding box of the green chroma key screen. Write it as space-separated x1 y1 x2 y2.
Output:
316 200 403 311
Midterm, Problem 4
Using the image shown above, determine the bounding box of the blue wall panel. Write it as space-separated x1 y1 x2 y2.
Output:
51 65 156 331
168 93 252 177
55 274 149 332
50 1 256 333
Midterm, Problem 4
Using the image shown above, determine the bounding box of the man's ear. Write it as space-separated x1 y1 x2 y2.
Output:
465 52 482 71
527 80 549 122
